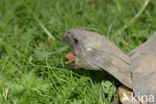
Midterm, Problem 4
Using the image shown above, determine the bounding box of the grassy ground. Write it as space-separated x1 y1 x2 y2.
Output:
0 0 156 104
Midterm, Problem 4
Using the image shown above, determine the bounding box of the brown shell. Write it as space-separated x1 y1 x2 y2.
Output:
128 32 156 104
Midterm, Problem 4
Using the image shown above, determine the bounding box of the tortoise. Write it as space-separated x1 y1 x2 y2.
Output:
63 29 156 104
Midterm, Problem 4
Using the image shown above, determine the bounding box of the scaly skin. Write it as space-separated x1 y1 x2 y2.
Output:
64 29 132 88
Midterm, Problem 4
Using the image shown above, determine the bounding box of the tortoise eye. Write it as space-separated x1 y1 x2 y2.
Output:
73 38 78 44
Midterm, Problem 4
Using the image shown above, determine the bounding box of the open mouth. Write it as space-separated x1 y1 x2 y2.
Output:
65 51 76 65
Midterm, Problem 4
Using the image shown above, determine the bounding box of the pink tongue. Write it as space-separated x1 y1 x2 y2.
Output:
65 52 76 60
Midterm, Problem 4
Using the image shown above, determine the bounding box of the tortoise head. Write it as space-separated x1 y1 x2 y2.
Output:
63 28 129 69
64 29 103 70
64 29 132 88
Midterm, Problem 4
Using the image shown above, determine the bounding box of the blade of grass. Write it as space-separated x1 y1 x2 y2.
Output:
116 0 150 36
35 17 56 40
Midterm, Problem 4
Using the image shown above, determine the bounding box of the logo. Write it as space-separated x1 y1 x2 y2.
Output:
122 92 154 103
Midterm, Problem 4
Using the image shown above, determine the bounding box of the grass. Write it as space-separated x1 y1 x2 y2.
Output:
0 0 156 103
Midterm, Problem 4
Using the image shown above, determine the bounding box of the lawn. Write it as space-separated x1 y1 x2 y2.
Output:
0 0 156 104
